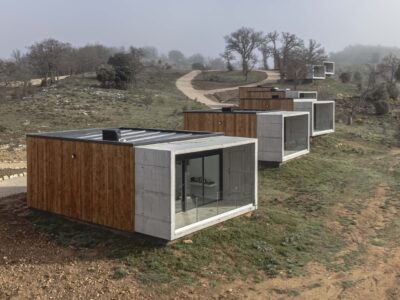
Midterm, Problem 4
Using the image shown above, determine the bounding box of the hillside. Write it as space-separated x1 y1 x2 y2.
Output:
1 71 400 298
330 44 400 69
0 69 205 149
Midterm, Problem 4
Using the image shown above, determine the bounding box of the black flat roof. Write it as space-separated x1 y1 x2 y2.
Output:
27 127 223 146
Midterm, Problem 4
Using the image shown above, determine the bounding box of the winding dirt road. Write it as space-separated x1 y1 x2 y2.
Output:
176 70 280 108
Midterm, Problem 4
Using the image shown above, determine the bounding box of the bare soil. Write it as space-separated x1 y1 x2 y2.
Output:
0 194 150 300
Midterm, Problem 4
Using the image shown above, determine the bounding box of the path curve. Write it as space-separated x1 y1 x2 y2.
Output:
0 176 26 199
176 70 281 108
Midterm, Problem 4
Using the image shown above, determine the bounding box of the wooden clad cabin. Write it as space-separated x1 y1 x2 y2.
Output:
184 109 310 163
238 86 294 110
239 86 286 99
239 98 294 110
27 127 258 240
184 110 257 138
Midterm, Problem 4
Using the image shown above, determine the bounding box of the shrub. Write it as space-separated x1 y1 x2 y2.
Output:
386 83 399 100
374 100 390 115
192 62 205 70
353 71 362 83
339 72 352 83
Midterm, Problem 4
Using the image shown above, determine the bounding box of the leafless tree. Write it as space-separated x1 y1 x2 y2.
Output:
378 53 400 84
224 27 266 80
258 40 273 70
279 32 304 78
304 39 327 65
28 38 72 85
267 31 280 70
220 49 235 71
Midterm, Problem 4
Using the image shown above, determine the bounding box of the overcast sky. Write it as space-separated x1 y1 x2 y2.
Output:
1 0 399 59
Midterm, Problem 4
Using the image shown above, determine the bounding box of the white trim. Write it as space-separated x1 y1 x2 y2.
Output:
283 149 310 162
312 129 335 137
173 204 256 239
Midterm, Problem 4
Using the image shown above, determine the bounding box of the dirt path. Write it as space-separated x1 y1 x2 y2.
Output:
0 75 70 88
0 176 27 199
176 70 280 108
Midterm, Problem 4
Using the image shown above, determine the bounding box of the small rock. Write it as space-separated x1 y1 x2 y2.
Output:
3 175 9 180
183 239 193 244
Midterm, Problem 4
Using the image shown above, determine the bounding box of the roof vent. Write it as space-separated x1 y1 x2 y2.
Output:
102 129 121 141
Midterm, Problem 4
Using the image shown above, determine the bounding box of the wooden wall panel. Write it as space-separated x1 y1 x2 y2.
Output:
27 137 134 232
184 112 257 138
239 87 286 99
239 98 294 111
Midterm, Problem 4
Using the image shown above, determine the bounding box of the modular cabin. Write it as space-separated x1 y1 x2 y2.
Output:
27 128 258 241
292 100 335 136
238 86 294 110
286 90 318 100
323 61 335 75
184 109 310 163
306 65 326 80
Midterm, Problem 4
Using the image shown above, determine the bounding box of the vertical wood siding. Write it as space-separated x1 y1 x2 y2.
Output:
184 112 257 138
27 137 134 232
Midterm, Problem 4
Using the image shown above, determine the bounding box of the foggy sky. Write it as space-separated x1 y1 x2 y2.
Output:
1 0 399 59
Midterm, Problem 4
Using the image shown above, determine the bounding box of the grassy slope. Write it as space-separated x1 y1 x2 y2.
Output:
29 119 400 292
2 71 400 295
191 70 267 90
0 70 205 146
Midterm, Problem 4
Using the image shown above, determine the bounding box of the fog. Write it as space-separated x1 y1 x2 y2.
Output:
1 0 400 58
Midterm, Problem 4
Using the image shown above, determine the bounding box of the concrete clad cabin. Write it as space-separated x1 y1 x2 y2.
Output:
291 99 335 136
239 86 294 111
306 65 326 80
323 61 335 75
286 90 318 100
184 109 310 163
27 128 258 240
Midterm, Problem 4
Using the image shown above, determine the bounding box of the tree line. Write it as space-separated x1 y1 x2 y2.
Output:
0 38 226 91
221 27 328 84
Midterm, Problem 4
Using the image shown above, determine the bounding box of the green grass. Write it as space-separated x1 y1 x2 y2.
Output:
191 70 267 90
0 69 205 145
6 71 400 294
26 115 400 292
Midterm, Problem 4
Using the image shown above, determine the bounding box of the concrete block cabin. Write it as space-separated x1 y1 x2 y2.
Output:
238 87 335 137
184 109 310 163
286 90 318 100
306 65 326 80
27 128 258 240
291 99 335 137
323 61 335 75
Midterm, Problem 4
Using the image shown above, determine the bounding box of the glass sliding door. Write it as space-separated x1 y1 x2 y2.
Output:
175 150 222 229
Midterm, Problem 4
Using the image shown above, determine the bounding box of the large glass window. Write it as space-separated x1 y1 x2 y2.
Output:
284 115 308 156
175 151 222 229
174 146 255 230
314 103 333 132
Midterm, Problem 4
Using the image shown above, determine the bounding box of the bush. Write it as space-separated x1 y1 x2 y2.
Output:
386 83 399 100
339 72 352 83
365 83 389 103
374 100 390 115
192 62 205 70
209 75 220 82
353 71 362 82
